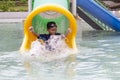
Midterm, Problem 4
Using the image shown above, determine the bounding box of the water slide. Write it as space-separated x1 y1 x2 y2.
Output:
20 0 77 52
77 0 120 31
20 0 120 52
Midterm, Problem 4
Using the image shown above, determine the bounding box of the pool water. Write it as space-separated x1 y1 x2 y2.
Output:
0 22 120 80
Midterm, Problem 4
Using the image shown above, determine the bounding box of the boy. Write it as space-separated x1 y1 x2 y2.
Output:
29 21 71 43
29 22 71 51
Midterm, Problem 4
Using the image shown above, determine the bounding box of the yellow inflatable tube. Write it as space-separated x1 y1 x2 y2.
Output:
20 4 77 52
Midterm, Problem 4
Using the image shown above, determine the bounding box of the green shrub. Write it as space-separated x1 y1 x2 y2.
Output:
0 0 28 12
20 0 27 3
0 0 15 12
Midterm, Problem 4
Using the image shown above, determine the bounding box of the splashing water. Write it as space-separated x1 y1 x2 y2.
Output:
23 35 77 62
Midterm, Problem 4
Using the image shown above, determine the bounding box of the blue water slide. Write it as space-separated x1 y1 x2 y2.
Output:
77 0 120 31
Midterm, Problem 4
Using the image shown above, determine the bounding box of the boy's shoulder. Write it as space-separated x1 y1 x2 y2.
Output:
40 34 48 36
38 34 48 38
39 33 61 36
55 33 61 35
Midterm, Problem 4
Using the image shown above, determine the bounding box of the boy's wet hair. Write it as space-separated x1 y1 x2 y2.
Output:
47 22 57 29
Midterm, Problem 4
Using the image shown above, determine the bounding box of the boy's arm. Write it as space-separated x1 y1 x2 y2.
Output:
65 28 72 37
29 27 39 37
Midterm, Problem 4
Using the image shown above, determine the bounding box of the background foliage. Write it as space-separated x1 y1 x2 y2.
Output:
0 0 28 12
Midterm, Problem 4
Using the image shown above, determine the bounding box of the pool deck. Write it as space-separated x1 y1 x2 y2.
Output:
0 11 120 23
0 12 29 22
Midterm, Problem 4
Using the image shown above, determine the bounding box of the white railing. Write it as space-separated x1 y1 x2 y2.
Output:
71 0 77 16
28 0 32 12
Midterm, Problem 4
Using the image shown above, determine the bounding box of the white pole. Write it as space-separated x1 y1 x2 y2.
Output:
71 0 77 16
28 0 32 12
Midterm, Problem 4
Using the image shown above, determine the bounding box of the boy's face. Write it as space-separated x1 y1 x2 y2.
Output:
48 27 57 35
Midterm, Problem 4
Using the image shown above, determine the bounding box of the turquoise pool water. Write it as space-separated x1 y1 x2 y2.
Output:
0 22 120 80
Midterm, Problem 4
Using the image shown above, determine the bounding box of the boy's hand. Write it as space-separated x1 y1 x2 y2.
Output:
65 28 72 37
29 26 39 37
67 28 72 33
29 27 34 32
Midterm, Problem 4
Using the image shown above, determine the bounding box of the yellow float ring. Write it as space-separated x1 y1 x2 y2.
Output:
20 4 77 52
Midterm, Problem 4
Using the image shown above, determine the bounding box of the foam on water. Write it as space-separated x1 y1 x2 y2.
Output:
23 35 77 62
